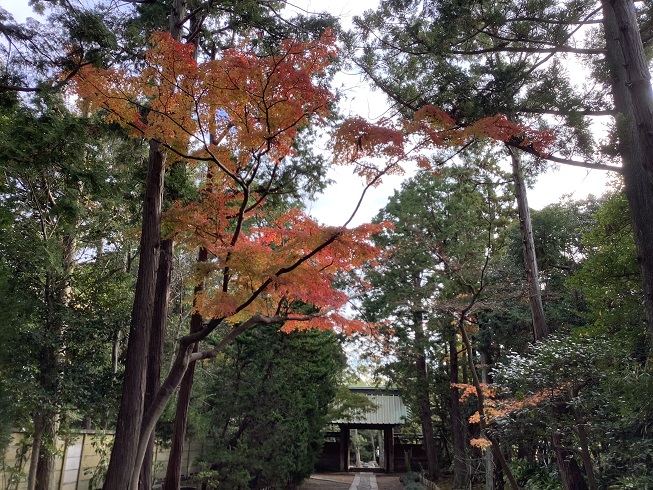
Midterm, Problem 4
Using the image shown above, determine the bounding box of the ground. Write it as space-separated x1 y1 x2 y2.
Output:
297 472 406 490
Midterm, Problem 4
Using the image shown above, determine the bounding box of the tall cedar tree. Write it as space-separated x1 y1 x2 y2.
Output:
0 95 139 489
361 163 513 486
349 0 653 349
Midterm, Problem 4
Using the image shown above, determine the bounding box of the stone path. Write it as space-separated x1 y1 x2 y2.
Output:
350 472 378 490
297 472 405 490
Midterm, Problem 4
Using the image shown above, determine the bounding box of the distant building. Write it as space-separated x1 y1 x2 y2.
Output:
318 386 417 473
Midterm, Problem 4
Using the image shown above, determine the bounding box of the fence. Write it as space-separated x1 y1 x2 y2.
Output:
1 430 206 490
418 474 442 490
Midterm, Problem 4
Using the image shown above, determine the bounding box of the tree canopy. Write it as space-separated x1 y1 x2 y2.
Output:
1 1 653 490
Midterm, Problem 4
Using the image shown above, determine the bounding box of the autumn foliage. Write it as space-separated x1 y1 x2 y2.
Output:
70 29 557 335
71 30 382 334
72 31 336 163
333 105 556 180
453 381 567 448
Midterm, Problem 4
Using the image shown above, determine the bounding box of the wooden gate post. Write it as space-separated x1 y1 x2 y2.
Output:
383 428 395 473
339 425 350 472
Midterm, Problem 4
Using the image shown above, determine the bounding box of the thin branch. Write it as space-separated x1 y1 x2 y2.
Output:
507 140 623 173
450 45 606 55
190 311 331 362
518 108 616 117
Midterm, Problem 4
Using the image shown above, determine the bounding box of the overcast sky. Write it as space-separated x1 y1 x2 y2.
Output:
294 0 613 226
1 0 614 227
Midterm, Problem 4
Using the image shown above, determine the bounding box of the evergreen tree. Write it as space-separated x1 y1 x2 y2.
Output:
200 323 345 489
0 93 140 489
360 161 512 487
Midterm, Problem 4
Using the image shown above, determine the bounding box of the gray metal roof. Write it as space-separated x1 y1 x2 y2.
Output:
333 387 408 426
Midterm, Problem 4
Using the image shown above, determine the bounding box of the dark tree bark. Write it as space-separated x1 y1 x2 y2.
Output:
139 2 191 485
413 309 439 481
449 335 467 489
576 422 598 490
458 320 519 490
491 446 505 490
552 433 589 490
27 418 42 490
511 150 587 487
32 324 59 490
603 0 653 351
607 0 653 186
103 141 165 490
512 156 589 487
33 412 57 490
33 234 76 490
140 238 173 490
163 246 207 490
510 150 548 341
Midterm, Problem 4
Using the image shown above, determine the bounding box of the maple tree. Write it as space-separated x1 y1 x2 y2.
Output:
71 30 386 489
71 28 557 338
4 1 652 488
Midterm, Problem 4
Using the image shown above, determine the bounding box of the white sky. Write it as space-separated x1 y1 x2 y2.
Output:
1 0 615 227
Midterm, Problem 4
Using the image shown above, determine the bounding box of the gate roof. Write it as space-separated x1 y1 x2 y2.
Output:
332 386 408 426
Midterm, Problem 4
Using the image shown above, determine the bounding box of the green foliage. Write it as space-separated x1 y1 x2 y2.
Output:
356 162 513 477
364 162 512 324
84 431 113 490
350 0 600 161
199 324 345 489
567 187 646 351
327 385 378 423
399 471 422 490
510 201 591 323
493 334 653 488
510 458 561 490
0 94 139 432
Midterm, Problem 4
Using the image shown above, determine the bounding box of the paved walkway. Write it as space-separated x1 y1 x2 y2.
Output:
351 472 378 489
297 473 404 490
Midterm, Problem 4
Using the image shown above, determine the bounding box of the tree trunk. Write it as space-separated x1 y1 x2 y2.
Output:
512 157 586 486
413 309 439 480
34 233 76 490
169 0 187 42
34 413 58 490
31 345 59 490
459 320 519 490
163 248 207 490
378 431 385 468
27 416 43 490
576 423 598 490
606 0 653 186
103 140 165 490
140 238 174 490
492 448 506 490
352 429 362 467
132 340 197 490
552 433 588 490
485 448 494 490
603 0 653 351
449 335 467 489
510 150 548 341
